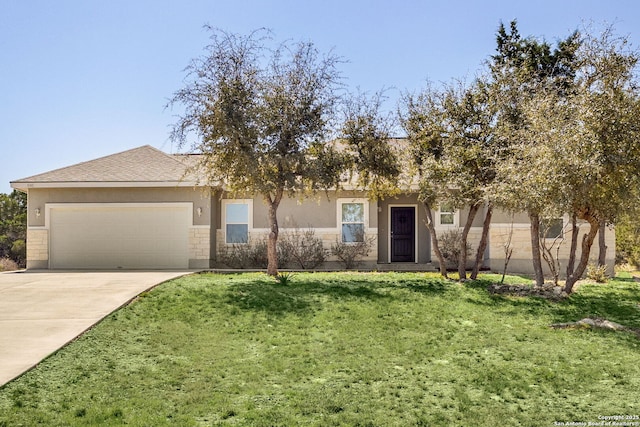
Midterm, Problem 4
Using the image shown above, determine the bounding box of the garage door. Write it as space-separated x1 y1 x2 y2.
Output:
49 204 190 269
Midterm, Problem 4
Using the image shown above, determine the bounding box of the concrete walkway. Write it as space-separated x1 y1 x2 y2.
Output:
0 270 191 386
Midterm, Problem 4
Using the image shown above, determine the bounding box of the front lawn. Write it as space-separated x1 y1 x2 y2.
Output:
1 272 639 426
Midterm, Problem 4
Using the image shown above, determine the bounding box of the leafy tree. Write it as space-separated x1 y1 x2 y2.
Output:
340 90 401 200
560 28 640 292
401 82 451 278
401 77 495 280
492 23 640 292
169 28 345 276
0 190 27 266
615 209 640 267
169 28 395 276
489 20 581 287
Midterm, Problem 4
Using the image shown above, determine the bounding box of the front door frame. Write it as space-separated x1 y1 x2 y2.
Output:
388 204 418 263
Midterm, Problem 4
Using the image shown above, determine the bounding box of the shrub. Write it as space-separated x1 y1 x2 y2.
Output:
0 257 19 271
217 235 291 269
279 227 327 269
331 233 374 269
438 229 471 265
217 242 256 269
275 272 296 285
586 263 608 283
615 212 640 267
10 239 26 267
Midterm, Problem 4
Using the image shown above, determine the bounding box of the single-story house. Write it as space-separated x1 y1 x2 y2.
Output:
10 145 615 273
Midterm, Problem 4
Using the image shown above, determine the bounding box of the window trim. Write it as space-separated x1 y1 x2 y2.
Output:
222 199 253 244
337 198 368 243
540 216 566 240
435 203 459 227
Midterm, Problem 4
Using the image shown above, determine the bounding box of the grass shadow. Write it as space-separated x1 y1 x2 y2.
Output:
220 272 450 315
550 284 640 329
463 275 640 344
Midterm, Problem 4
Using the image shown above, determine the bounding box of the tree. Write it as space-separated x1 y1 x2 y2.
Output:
492 23 640 292
489 20 582 287
401 83 451 278
401 77 495 280
0 190 27 266
169 28 345 276
340 90 401 200
559 28 640 292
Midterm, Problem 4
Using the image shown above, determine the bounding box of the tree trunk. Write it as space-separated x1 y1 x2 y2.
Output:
565 213 578 282
471 202 493 279
423 203 448 279
598 219 607 268
528 211 544 287
458 202 480 280
266 190 283 277
564 214 600 294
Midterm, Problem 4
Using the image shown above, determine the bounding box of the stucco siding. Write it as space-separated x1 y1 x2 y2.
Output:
27 187 213 227
246 191 377 229
489 222 616 276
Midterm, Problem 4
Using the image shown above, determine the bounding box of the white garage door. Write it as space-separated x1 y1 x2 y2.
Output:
49 204 190 269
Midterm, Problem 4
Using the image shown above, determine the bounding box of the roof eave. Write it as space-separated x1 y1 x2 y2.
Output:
9 181 202 190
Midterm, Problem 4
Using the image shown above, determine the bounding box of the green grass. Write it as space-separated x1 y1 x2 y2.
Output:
1 272 639 426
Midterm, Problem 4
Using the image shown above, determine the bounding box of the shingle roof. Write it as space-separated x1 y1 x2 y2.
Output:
11 145 196 187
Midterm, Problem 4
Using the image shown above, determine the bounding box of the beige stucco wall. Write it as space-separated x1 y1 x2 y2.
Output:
27 187 213 227
243 191 377 229
489 222 616 277
215 191 379 265
26 186 217 269
491 209 530 224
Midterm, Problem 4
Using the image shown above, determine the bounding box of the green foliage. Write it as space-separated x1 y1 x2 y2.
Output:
275 271 295 285
169 28 396 276
1 272 640 426
487 21 639 290
0 191 27 267
586 264 608 283
169 27 347 196
340 90 401 199
615 212 640 267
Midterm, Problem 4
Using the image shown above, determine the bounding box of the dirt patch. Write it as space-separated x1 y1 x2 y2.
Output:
487 283 568 301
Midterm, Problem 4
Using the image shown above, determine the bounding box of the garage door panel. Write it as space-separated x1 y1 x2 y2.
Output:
50 205 190 269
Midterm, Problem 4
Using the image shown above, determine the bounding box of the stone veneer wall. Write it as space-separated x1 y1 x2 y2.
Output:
26 228 49 269
189 226 211 269
489 224 616 276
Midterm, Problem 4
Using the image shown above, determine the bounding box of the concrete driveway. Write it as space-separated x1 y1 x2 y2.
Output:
0 270 191 386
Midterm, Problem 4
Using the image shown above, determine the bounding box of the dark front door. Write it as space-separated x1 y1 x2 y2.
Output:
391 207 415 262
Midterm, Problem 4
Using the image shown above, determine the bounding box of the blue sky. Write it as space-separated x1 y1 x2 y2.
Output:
2 0 639 193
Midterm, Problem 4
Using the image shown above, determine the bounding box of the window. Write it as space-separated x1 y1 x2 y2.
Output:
340 201 365 243
438 203 456 226
541 218 564 239
225 201 250 243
